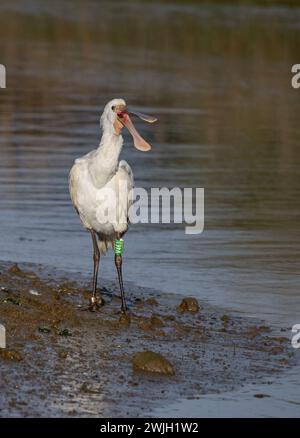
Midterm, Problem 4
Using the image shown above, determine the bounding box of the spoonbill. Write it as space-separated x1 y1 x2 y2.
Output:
69 98 157 313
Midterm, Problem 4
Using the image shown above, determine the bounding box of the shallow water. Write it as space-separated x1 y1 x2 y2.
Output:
0 0 300 416
151 365 300 418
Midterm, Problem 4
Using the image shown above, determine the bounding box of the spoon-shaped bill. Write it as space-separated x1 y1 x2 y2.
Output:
121 114 152 151
129 110 157 123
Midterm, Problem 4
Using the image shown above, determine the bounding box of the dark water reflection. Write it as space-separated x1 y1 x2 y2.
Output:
0 0 300 326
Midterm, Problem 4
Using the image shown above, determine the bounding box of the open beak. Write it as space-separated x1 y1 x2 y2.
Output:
117 108 157 152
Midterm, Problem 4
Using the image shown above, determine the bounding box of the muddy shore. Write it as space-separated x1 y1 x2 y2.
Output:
0 261 295 417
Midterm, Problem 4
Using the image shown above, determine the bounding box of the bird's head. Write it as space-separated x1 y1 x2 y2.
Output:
100 98 157 151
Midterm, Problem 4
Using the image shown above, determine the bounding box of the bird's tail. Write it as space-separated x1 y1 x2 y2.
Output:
96 233 113 255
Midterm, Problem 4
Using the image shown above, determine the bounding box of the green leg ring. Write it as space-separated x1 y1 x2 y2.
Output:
114 239 124 256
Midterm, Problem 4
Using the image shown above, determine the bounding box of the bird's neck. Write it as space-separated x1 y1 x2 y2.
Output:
97 129 123 166
88 129 123 188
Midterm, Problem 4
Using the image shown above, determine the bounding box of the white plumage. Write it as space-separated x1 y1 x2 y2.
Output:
69 98 156 312
69 99 134 253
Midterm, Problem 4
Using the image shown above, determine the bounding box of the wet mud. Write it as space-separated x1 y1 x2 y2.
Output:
0 262 295 417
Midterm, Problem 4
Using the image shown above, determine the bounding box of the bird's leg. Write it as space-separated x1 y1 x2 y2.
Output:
89 230 104 311
114 234 128 314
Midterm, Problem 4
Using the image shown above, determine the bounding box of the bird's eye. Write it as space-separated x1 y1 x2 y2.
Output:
111 106 115 110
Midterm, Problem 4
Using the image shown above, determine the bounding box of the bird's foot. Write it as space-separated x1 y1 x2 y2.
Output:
119 309 131 325
88 295 105 312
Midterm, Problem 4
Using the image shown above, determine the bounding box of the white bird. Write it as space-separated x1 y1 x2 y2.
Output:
69 98 157 313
